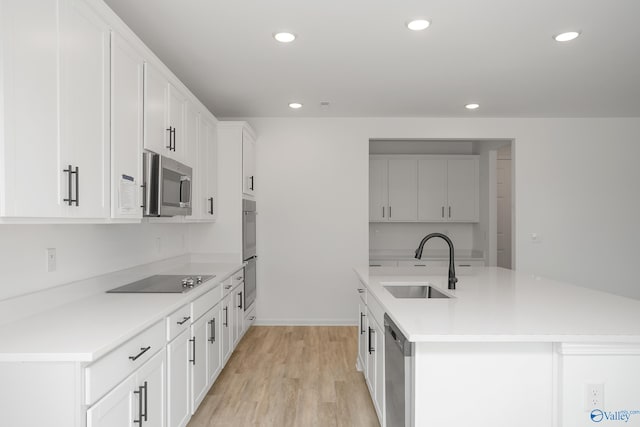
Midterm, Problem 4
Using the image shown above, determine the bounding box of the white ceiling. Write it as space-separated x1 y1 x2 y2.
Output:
103 0 640 118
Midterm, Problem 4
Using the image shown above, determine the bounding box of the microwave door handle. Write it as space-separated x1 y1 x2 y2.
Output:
179 176 191 207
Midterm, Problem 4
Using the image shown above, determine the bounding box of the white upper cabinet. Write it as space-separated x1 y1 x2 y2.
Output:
242 127 257 197
111 32 144 219
446 158 479 222
59 0 111 218
417 159 448 222
203 116 218 221
167 83 186 163
1 0 109 219
369 159 388 222
144 61 169 156
370 155 479 223
387 159 418 221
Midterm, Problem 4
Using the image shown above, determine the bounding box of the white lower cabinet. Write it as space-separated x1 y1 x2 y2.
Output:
190 309 209 413
167 329 191 427
87 348 166 427
357 287 385 427
221 280 233 364
232 282 244 348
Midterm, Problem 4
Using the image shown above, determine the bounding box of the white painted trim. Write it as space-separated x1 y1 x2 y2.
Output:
488 149 498 266
557 343 640 355
254 319 357 326
552 343 563 427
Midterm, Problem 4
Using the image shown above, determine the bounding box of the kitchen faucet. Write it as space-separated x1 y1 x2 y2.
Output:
414 233 458 290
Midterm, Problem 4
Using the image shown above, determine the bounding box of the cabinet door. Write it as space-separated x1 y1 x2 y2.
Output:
365 320 376 398
221 293 232 364
358 301 368 372
0 0 64 217
204 117 218 221
233 285 244 345
183 103 201 220
447 158 479 222
59 0 110 218
418 159 447 222
167 83 186 163
373 320 385 422
144 62 169 156
87 374 136 427
388 159 418 221
369 159 388 222
190 315 208 413
206 305 222 386
111 32 144 219
167 330 190 427
242 128 256 196
136 349 166 427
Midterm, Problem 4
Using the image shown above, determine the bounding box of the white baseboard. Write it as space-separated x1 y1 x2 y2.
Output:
254 318 358 326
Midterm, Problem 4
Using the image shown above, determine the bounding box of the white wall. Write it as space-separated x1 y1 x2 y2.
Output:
0 222 190 300
247 117 640 324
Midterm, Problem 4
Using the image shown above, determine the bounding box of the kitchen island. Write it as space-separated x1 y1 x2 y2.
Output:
355 266 640 427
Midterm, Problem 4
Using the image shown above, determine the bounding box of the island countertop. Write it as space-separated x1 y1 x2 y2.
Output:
355 266 640 343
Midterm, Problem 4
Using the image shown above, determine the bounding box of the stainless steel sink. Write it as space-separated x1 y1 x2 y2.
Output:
382 284 452 299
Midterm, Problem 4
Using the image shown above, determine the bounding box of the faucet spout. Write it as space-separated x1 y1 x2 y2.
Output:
414 233 458 290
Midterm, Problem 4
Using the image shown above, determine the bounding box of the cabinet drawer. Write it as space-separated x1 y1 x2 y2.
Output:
366 293 385 329
85 320 164 405
357 285 367 305
167 304 191 341
397 260 446 268
221 277 233 296
244 305 256 329
456 260 485 268
232 268 244 287
192 284 222 322
369 260 398 267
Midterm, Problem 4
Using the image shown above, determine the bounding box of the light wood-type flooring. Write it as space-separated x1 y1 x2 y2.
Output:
187 326 380 427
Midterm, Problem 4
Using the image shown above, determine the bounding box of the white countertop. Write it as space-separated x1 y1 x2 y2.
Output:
0 262 244 362
355 266 640 343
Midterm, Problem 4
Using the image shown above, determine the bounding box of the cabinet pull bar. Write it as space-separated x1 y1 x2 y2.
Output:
133 386 143 425
171 128 176 151
140 184 146 209
129 346 151 361
166 127 173 150
389 206 391 218
63 165 79 206
74 166 79 206
369 264 382 267
189 337 196 365
235 276 243 280
238 291 243 309
223 306 228 327
141 381 148 421
449 206 451 218
357 288 364 293
209 197 214 215
382 206 385 218
360 312 365 334
459 264 471 267
368 327 374 354
442 206 444 218
209 318 216 343
177 316 190 325
63 165 73 206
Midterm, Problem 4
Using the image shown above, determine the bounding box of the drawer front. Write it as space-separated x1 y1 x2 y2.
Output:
357 284 367 305
397 260 446 268
231 268 244 288
369 260 398 267
456 260 485 268
221 277 233 296
167 304 191 341
85 320 164 405
244 305 256 329
366 292 385 329
192 285 222 321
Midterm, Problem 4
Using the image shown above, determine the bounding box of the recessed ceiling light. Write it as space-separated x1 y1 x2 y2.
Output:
465 103 480 110
407 19 431 31
554 31 580 42
274 32 296 43
289 102 303 109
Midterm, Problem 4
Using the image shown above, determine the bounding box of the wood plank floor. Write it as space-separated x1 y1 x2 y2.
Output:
187 326 380 427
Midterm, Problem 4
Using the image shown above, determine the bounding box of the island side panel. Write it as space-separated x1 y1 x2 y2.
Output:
413 342 553 427
559 344 640 427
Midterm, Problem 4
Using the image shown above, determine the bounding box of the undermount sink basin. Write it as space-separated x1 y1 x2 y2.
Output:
382 283 452 299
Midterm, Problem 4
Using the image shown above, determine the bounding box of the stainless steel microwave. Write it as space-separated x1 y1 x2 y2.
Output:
142 152 192 217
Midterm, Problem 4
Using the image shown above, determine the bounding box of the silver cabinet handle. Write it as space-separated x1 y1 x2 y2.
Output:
458 264 471 267
189 337 196 365
177 316 190 325
235 276 243 280
442 206 444 218
224 285 232 290
382 206 385 218
449 206 451 218
389 206 391 218
129 346 151 361
357 288 365 293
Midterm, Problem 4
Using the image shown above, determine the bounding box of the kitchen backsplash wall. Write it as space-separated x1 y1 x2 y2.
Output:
369 222 476 253
0 223 191 300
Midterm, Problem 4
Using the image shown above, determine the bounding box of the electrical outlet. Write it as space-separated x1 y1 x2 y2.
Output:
585 383 604 410
531 232 542 243
46 248 57 273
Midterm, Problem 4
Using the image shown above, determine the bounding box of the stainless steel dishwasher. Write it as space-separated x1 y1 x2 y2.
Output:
385 313 414 427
